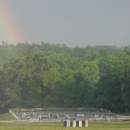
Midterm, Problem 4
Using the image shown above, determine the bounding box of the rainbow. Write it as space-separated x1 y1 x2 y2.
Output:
0 0 24 44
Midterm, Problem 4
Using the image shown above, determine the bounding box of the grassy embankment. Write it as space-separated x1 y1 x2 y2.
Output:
0 113 16 121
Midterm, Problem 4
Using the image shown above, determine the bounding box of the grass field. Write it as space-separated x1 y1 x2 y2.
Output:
0 121 130 130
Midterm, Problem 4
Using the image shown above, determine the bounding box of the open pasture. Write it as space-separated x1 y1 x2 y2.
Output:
0 121 130 130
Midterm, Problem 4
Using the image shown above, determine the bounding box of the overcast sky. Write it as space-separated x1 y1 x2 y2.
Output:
0 0 130 47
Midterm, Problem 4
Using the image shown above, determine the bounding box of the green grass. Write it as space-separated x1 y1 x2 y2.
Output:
0 121 130 130
0 113 16 121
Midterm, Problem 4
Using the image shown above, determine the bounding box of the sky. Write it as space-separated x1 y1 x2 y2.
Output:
0 0 130 47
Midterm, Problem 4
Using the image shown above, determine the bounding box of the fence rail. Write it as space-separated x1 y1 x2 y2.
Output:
10 107 111 112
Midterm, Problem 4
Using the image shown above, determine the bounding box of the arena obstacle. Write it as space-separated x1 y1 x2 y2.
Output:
70 120 76 127
64 120 88 127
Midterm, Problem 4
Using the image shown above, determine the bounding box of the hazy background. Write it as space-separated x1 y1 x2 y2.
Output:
1 0 130 47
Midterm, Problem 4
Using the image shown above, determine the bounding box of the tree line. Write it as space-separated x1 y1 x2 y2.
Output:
0 42 130 113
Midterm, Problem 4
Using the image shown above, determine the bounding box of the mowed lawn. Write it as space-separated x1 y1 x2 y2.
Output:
0 121 130 130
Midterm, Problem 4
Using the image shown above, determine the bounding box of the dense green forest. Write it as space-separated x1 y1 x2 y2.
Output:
0 42 130 113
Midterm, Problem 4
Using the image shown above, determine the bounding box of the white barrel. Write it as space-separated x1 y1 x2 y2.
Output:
82 120 88 127
70 120 76 127
64 120 70 127
76 120 82 127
